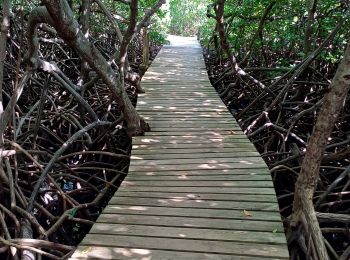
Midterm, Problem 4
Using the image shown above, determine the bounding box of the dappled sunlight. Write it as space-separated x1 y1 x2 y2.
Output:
72 34 287 260
74 246 154 259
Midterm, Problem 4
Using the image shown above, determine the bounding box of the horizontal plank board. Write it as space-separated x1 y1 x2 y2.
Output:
71 246 286 260
89 223 286 244
118 186 276 195
129 157 265 166
132 143 255 150
79 234 289 258
129 164 268 172
122 179 273 187
103 205 282 221
116 192 277 203
109 197 278 211
127 168 271 176
132 148 257 155
131 151 260 159
141 131 245 137
133 138 250 145
128 171 271 182
97 214 283 232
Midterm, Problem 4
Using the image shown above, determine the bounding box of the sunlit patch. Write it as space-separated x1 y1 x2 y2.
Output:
114 248 133 257
131 156 143 160
169 198 185 202
240 160 253 165
140 138 160 143
130 249 151 255
129 206 147 211
198 164 216 169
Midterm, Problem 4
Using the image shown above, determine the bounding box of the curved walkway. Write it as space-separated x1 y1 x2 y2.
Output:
70 36 289 260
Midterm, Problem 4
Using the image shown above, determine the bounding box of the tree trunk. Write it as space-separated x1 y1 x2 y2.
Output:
0 0 11 123
241 1 276 65
291 34 350 260
303 0 318 55
36 0 149 136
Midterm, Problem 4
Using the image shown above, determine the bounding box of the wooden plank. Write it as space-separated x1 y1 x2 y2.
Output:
117 186 276 195
145 122 240 128
129 157 265 166
109 197 278 211
132 148 257 154
79 234 289 258
116 191 277 203
133 136 250 144
128 170 271 181
89 223 286 244
71 246 286 260
127 168 271 176
103 205 282 221
142 128 242 133
131 151 260 159
121 180 273 187
128 164 268 172
132 142 255 150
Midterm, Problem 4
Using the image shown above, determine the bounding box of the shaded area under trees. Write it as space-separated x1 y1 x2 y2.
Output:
0 0 165 259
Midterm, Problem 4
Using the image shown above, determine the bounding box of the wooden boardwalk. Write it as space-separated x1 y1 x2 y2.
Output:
71 36 289 260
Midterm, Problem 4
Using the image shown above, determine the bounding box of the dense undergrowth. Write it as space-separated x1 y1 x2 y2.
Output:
0 1 163 259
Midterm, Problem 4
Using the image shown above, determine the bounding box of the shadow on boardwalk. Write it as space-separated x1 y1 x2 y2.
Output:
70 36 289 260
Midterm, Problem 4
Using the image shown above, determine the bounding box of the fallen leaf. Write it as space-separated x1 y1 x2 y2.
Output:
230 130 237 135
272 228 278 233
243 209 252 217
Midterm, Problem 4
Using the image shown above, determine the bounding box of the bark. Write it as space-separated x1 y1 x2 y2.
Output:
139 26 150 79
78 0 91 87
213 0 266 90
118 0 138 93
94 0 123 43
304 0 318 55
291 35 350 260
0 0 11 125
36 0 149 136
241 1 276 65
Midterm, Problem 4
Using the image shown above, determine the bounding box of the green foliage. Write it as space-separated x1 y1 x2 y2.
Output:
200 0 350 64
149 23 168 44
168 0 210 36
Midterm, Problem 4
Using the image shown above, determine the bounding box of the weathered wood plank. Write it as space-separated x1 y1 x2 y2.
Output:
131 151 260 159
79 234 289 258
116 191 277 202
117 186 277 195
121 179 273 187
127 168 271 176
132 142 256 150
129 157 266 166
103 205 283 221
140 131 244 137
89 223 286 244
131 148 257 154
128 164 267 172
71 246 287 260
109 197 278 211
